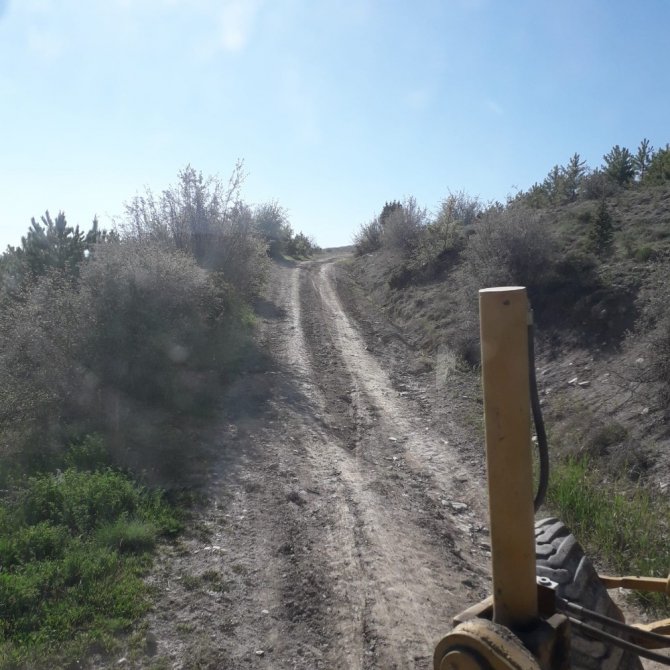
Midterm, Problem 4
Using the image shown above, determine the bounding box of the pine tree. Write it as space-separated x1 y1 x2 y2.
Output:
542 165 565 204
643 145 670 184
633 138 654 180
589 200 614 255
562 153 587 201
602 145 635 186
20 211 87 278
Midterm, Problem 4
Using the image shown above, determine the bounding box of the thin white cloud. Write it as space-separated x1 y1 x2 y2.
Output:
219 0 262 52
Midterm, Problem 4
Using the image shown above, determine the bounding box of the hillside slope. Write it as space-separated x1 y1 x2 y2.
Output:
348 185 670 489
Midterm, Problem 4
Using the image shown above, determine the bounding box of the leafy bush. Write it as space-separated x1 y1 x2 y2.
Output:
286 231 319 258
0 238 254 478
461 206 555 289
78 241 222 407
21 469 143 533
380 196 427 254
254 201 292 257
253 202 318 259
580 168 620 200
408 192 479 275
0 270 83 465
62 434 111 471
122 164 269 299
0 522 68 567
353 217 383 255
443 206 635 363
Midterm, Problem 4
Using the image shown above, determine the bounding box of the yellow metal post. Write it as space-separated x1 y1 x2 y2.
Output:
479 287 538 630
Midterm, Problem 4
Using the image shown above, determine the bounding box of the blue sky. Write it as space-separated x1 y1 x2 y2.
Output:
1 0 668 249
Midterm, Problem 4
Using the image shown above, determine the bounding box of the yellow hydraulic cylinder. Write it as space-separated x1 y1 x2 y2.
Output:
479 287 538 630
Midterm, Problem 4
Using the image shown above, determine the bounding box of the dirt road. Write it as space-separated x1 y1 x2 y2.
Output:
139 254 492 669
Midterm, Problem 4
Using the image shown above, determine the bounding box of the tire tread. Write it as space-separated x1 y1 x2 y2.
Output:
535 518 642 670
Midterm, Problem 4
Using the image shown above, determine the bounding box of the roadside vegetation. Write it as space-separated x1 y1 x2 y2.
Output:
0 163 318 667
547 458 670 612
352 139 670 612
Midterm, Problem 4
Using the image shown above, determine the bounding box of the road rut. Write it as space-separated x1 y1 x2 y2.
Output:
137 255 492 669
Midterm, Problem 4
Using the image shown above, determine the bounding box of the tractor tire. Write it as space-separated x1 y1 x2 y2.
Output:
535 517 643 670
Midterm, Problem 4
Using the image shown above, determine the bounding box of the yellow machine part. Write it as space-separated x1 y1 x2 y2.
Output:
479 287 538 629
434 619 541 670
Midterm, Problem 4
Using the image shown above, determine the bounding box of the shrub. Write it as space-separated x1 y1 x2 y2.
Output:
461 206 555 290
78 241 219 407
444 207 555 365
0 270 83 465
21 469 142 533
353 217 383 255
448 205 633 359
122 164 269 299
63 434 111 471
253 201 291 256
0 237 253 478
380 196 427 254
379 200 402 225
0 522 69 568
581 169 619 200
407 192 479 275
286 231 319 258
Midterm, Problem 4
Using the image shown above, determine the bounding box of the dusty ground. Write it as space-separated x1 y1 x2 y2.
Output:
116 251 494 669
92 250 667 670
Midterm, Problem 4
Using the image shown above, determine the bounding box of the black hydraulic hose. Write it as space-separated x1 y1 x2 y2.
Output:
528 310 549 511
557 597 670 649
566 617 670 666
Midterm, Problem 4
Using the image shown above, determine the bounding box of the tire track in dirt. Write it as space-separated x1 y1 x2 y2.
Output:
130 254 491 669
287 258 492 668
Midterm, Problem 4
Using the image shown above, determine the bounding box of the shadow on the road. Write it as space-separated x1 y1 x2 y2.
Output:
253 297 287 320
204 345 327 485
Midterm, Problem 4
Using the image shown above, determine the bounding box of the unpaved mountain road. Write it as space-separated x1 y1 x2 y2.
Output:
133 253 493 669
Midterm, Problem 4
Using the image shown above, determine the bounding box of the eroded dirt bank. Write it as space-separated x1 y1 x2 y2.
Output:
131 254 493 669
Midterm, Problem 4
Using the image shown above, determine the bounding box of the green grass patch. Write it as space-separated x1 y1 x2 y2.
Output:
547 457 670 612
0 467 181 668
